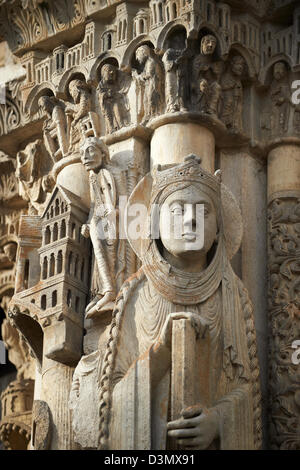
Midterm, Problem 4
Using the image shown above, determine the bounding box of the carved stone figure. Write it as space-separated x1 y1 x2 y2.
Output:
98 155 262 450
220 55 245 132
133 45 164 124
38 95 68 161
162 38 191 113
80 137 117 317
192 35 222 116
269 62 290 136
16 139 54 215
97 63 130 134
66 79 92 152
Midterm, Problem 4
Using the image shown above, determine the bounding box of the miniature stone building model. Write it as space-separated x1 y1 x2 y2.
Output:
0 0 300 451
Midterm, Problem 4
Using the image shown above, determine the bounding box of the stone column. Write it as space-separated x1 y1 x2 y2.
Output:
150 115 215 172
267 143 300 449
220 148 268 446
40 357 77 450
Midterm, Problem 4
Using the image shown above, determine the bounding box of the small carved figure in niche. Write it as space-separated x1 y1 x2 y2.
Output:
16 140 54 215
97 155 262 451
80 137 117 318
97 63 130 134
220 55 245 133
66 79 92 152
192 35 221 115
162 35 191 113
269 62 290 136
133 45 164 124
293 104 300 135
38 95 68 161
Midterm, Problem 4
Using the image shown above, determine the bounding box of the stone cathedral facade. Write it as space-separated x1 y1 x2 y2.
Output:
0 0 299 451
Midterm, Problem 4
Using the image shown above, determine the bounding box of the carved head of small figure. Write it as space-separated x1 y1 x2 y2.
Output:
101 64 117 84
38 96 54 117
135 45 150 65
230 55 245 77
273 62 287 81
69 79 87 103
80 137 109 172
199 79 209 94
201 34 217 55
3 242 17 262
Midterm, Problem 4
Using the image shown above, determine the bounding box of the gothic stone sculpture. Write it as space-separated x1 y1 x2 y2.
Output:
133 45 164 124
80 137 117 317
66 79 92 152
270 62 290 137
221 55 246 133
38 95 68 161
97 63 130 134
97 155 262 450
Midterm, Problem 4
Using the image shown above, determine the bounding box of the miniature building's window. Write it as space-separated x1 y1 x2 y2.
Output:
263 32 266 44
107 33 112 50
158 3 163 22
139 19 144 34
225 12 229 28
61 202 64 213
153 5 157 24
50 254 55 277
24 259 29 289
249 27 252 46
81 260 85 281
67 290 72 307
289 35 292 55
45 226 51 244
283 37 286 53
68 252 73 274
218 10 223 27
277 39 280 53
74 255 79 278
298 17 300 35
268 32 271 40
123 20 127 41
118 22 122 42
57 250 63 274
268 46 271 57
41 295 47 310
172 2 177 19
166 6 170 21
31 299 35 304
234 25 238 42
53 223 58 242
28 62 32 83
60 219 66 238
242 25 246 45
75 297 80 313
72 223 76 239
56 54 60 70
50 206 54 218
52 290 57 307
263 51 266 66
207 4 211 22
133 22 137 37
42 257 48 280
55 199 60 216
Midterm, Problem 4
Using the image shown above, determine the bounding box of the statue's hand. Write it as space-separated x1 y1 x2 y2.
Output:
81 224 90 238
159 312 208 351
167 405 219 449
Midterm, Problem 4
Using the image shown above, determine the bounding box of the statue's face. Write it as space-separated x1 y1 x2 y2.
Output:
102 65 116 83
136 47 148 64
159 185 218 264
80 144 102 171
199 79 208 93
3 242 17 262
38 97 51 114
201 35 217 55
274 62 286 80
69 81 80 101
231 56 244 76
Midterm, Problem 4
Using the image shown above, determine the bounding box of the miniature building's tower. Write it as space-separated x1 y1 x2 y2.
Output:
38 186 90 365
149 0 165 30
133 9 150 38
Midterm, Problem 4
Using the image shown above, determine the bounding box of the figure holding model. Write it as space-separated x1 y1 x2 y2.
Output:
97 155 262 450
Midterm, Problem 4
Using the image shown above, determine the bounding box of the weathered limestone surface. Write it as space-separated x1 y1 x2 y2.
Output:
0 0 300 451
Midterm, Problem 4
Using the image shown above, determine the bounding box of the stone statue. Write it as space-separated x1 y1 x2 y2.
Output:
66 79 92 152
220 55 245 132
162 37 191 113
192 35 222 116
97 155 262 450
133 45 164 124
16 139 54 215
97 63 130 134
38 95 68 161
269 62 290 136
80 137 117 318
